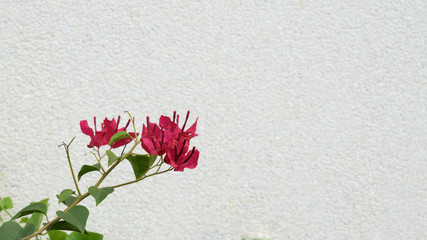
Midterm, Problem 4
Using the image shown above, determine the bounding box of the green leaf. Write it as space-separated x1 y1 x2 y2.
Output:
21 223 35 238
57 195 78 207
56 205 89 233
19 217 30 223
149 154 157 167
12 202 47 220
0 221 21 240
66 231 103 240
0 221 35 240
57 189 75 204
108 131 131 146
77 164 101 181
25 212 44 234
48 230 68 240
47 221 85 233
26 198 48 232
126 154 151 179
106 150 120 167
88 186 114 206
0 197 13 210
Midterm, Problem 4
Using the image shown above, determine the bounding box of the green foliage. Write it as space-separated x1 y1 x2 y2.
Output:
48 230 104 240
108 131 131 146
0 221 34 240
11 202 47 220
47 221 85 233
0 221 22 240
56 205 89 233
19 217 29 223
57 190 75 204
77 164 101 181
48 230 68 240
149 154 157 166
126 154 152 179
57 195 78 207
66 231 103 240
106 150 120 167
0 197 13 210
25 199 49 233
88 186 114 206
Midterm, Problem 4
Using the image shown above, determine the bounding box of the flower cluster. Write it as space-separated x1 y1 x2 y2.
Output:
80 116 137 148
80 111 199 171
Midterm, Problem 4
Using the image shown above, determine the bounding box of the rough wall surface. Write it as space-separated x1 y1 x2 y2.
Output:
0 1 425 239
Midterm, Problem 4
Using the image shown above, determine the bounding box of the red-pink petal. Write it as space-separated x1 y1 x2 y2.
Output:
184 149 199 169
185 118 198 134
159 115 173 129
80 120 94 137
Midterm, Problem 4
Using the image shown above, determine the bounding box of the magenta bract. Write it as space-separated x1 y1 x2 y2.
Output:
80 116 135 149
141 111 199 171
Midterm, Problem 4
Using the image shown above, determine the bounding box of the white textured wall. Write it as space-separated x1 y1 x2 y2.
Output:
0 1 426 239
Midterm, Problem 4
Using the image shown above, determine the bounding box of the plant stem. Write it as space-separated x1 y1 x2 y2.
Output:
92 151 106 173
125 111 138 136
94 140 140 187
64 137 82 196
110 167 173 189
3 208 13 219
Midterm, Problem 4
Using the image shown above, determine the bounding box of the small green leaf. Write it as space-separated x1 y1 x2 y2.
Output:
108 131 131 146
57 195 78 207
106 150 120 167
19 217 30 223
56 205 89 233
77 164 101 181
48 230 68 240
0 197 13 210
88 186 114 206
0 221 35 240
126 154 151 179
57 189 75 204
66 231 103 240
12 202 47 220
149 154 157 167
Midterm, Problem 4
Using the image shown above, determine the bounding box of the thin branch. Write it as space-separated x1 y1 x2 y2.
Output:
110 167 173 189
61 137 82 196
91 151 106 173
94 140 140 188
125 111 138 138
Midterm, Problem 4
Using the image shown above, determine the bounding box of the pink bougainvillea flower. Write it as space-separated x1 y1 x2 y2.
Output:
80 115 136 149
80 117 108 148
141 110 199 171
141 111 199 155
164 140 199 171
101 116 137 148
159 111 198 141
140 117 169 156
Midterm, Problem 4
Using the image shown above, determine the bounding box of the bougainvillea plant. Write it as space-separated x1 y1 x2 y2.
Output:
0 111 199 240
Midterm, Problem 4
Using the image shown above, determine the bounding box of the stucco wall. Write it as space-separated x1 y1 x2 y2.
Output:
0 1 425 239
